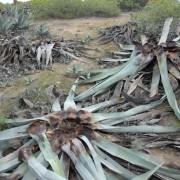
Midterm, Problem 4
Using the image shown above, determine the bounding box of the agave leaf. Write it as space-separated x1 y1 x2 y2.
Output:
157 53 180 119
82 99 119 112
132 163 162 180
94 146 134 179
22 153 49 180
75 53 152 101
52 98 61 112
119 44 135 51
80 136 106 180
62 143 95 180
60 153 70 179
93 136 180 179
79 63 127 84
97 124 180 133
5 116 48 126
150 63 160 97
93 98 164 122
158 17 173 45
0 140 34 173
0 125 29 142
24 155 66 180
30 133 65 177
64 79 78 110
72 138 101 180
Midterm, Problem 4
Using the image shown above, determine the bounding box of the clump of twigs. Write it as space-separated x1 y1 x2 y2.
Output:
97 22 137 44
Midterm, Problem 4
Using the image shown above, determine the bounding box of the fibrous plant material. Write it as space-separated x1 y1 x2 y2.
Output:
0 36 90 83
74 18 180 119
1 80 180 180
98 22 137 45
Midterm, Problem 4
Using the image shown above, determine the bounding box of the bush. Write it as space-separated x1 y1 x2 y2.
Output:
117 0 148 11
30 0 120 19
134 0 180 35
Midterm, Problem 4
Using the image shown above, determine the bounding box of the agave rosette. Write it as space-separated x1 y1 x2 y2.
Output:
1 77 180 180
73 18 180 119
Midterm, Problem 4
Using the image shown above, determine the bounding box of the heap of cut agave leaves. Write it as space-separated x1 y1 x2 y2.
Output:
0 18 180 180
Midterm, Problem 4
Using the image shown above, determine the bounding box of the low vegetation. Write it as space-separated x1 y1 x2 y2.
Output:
134 0 180 35
30 0 120 19
117 0 148 11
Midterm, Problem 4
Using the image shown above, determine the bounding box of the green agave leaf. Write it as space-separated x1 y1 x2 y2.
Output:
22 153 48 180
30 133 65 177
80 136 106 180
5 116 48 126
0 140 34 173
97 125 180 133
60 153 70 179
93 98 164 122
79 63 127 84
94 145 134 179
132 163 162 180
24 155 66 180
0 124 29 142
72 138 101 180
158 17 173 45
82 99 119 112
150 63 160 97
64 79 78 111
75 53 152 101
52 98 61 112
62 143 95 180
93 136 180 179
157 53 180 119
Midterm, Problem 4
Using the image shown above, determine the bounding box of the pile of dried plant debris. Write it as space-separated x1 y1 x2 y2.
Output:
0 18 180 180
0 35 92 84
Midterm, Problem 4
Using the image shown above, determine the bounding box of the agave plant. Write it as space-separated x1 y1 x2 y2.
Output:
1 78 180 180
36 24 50 38
0 14 14 34
72 18 180 119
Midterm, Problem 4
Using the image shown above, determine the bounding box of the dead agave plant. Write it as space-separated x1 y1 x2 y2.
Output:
1 79 180 180
73 18 180 119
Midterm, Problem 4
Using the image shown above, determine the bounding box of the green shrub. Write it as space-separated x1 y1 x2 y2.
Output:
134 0 180 35
30 0 120 19
117 0 148 11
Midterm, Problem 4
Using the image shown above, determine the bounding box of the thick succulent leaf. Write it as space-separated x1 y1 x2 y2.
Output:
150 63 160 97
75 53 152 101
82 99 119 112
93 136 180 179
0 140 34 173
60 153 70 179
119 44 135 51
132 164 162 180
93 98 164 122
52 98 61 112
72 138 102 180
0 125 29 142
5 116 48 126
22 153 48 180
24 155 66 180
62 143 95 180
94 145 134 179
79 63 127 84
80 136 106 180
97 124 180 133
30 133 65 177
64 79 78 110
157 53 180 119
158 17 173 45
